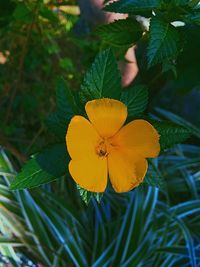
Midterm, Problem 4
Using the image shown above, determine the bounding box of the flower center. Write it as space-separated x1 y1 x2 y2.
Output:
96 140 108 157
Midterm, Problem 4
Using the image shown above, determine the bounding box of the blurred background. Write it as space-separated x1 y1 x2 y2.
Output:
0 0 200 266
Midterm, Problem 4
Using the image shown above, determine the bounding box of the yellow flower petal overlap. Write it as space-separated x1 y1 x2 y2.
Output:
66 98 160 193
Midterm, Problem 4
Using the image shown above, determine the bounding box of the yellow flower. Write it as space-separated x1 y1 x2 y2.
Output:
66 98 160 193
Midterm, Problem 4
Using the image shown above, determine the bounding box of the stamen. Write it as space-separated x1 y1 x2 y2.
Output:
96 140 108 157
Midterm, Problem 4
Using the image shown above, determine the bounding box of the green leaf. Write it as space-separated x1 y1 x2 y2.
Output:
10 143 69 189
13 3 33 23
97 18 143 47
56 78 78 116
46 112 66 139
39 7 58 23
155 108 200 138
147 17 179 67
104 0 162 14
144 160 166 189
36 143 69 177
121 85 148 117
77 185 103 205
153 121 191 150
79 49 121 106
46 78 78 139
10 158 54 189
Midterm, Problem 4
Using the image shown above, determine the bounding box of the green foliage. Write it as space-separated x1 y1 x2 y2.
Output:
77 185 103 205
148 17 179 67
79 49 121 106
46 78 77 139
0 0 16 27
11 143 69 189
10 158 54 190
153 121 191 150
1 148 200 266
144 159 166 188
103 0 200 70
96 18 143 47
156 108 200 138
121 85 148 118
13 3 33 23
1 0 200 264
104 0 162 14
10 46 196 192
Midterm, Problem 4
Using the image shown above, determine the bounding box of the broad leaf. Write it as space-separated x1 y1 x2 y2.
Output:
147 17 179 67
10 143 69 189
79 49 121 106
36 143 69 177
104 0 161 14
97 18 143 47
10 158 54 189
153 121 191 150
121 85 148 117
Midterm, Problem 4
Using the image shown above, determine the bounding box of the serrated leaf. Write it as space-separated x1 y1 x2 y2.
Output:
97 18 143 47
79 49 121 106
36 143 69 177
144 160 166 189
121 85 148 117
10 143 69 189
153 121 191 150
155 108 200 138
77 185 103 205
147 17 179 67
46 112 66 139
46 78 78 139
56 78 78 116
104 0 161 14
10 159 54 189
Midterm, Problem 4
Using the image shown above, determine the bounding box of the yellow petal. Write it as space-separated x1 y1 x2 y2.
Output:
108 149 147 193
112 119 160 158
69 157 107 192
66 115 100 159
85 98 127 138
